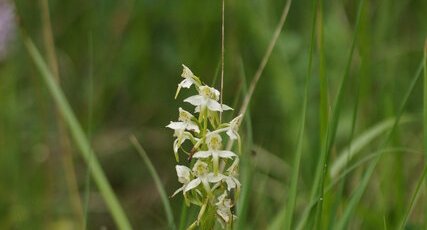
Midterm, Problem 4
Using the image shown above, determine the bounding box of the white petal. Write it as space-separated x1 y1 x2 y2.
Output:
207 173 224 183
233 178 241 189
166 121 186 130
217 209 230 222
179 78 193 88
221 104 233 111
194 106 201 113
184 95 205 106
171 187 184 197
181 64 194 79
186 122 200 133
226 129 238 140
192 151 211 158
230 114 243 125
224 177 239 191
218 150 237 158
212 88 220 100
206 99 223 111
173 139 179 153
176 165 191 183
184 178 201 192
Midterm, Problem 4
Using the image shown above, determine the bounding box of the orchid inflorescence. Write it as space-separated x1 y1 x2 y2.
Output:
167 65 243 229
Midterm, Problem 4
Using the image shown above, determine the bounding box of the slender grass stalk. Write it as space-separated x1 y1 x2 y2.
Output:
237 0 292 117
308 0 365 227
83 33 94 230
236 58 254 230
398 166 427 229
219 0 225 123
236 112 253 230
328 69 360 229
39 0 84 226
334 57 425 230
297 146 421 230
130 136 176 230
424 38 427 228
317 0 328 144
178 200 188 230
283 0 317 229
398 39 427 229
24 38 133 230
330 116 414 178
226 0 292 155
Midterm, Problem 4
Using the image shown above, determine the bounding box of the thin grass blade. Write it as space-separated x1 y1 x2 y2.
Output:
398 39 427 229
309 0 365 227
283 0 317 229
130 136 176 230
334 56 425 230
330 116 414 178
24 37 133 230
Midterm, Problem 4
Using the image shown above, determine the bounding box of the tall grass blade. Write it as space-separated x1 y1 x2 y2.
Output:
310 0 365 227
237 0 292 117
334 56 425 230
178 200 188 230
317 0 328 144
424 38 427 228
40 0 84 226
130 136 176 230
330 116 414 178
328 70 360 229
398 166 426 229
24 37 133 230
83 33 94 230
296 147 419 230
236 58 254 230
398 39 427 229
283 0 317 229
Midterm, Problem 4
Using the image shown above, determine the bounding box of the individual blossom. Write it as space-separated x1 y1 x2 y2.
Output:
175 64 201 98
223 158 241 192
215 192 236 226
171 165 192 197
166 108 200 161
184 160 224 194
166 107 200 133
225 114 243 140
192 134 237 175
185 85 232 112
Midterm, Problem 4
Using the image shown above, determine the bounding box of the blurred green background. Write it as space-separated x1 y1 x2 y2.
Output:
1 0 427 229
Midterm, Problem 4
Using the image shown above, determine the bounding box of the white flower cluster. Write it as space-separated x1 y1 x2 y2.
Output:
167 65 243 229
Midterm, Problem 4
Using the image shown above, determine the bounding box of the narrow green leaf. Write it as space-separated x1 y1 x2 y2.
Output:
130 136 176 230
334 56 425 230
283 0 317 229
398 40 427 230
330 116 414 178
24 37 133 230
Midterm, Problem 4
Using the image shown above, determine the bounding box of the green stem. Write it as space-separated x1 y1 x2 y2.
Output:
25 37 133 230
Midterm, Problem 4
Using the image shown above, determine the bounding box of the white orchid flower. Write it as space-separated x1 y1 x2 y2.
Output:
224 158 241 192
166 107 200 133
175 64 201 99
166 108 200 161
215 192 236 225
184 85 232 112
226 114 243 140
171 165 192 197
184 160 224 194
192 134 237 174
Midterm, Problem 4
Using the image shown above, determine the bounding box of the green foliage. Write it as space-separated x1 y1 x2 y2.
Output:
1 0 427 229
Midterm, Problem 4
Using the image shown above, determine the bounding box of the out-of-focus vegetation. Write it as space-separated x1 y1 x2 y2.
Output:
1 0 427 229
